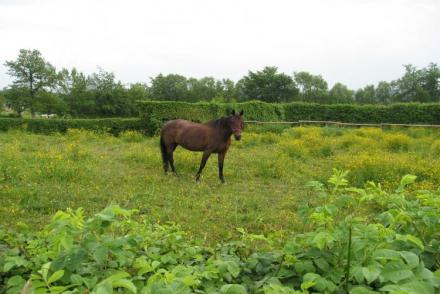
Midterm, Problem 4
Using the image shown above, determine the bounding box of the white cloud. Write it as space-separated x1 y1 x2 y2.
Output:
1 0 439 89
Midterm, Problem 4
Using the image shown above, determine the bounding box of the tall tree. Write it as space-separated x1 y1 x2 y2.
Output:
328 83 354 104
238 66 298 102
89 68 133 116
58 68 95 116
294 71 329 103
215 79 237 102
149 74 188 101
355 85 376 104
0 91 6 113
375 81 393 104
32 91 67 115
4 49 59 115
127 83 149 101
187 77 218 102
3 86 30 116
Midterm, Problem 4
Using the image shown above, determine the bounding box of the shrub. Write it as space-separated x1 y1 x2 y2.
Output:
0 118 145 135
2 173 440 293
138 101 440 135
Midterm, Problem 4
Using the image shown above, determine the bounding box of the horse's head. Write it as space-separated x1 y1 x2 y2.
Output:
229 110 244 140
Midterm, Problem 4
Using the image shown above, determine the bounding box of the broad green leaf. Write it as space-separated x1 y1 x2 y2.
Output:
47 270 64 284
350 286 380 294
96 280 113 294
300 280 316 291
93 246 109 264
380 281 434 294
105 271 130 281
373 249 401 261
6 275 26 288
399 251 419 269
221 284 247 294
3 262 15 272
226 261 240 278
70 274 83 285
381 268 413 284
314 257 330 272
112 278 137 293
312 231 335 250
48 285 70 294
362 266 381 284
398 174 417 191
406 235 424 250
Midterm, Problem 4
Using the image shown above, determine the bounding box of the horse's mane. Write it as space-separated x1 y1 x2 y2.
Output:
207 116 231 130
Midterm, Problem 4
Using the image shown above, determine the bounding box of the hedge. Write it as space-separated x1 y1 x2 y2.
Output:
138 100 440 133
2 102 440 136
0 118 145 135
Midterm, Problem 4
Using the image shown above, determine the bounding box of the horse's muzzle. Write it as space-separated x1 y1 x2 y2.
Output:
234 134 241 141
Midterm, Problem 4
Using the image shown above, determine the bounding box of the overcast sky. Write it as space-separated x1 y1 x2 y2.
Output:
1 0 439 89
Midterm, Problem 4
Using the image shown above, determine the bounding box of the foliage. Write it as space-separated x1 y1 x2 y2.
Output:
4 49 59 115
3 86 31 116
329 83 354 104
0 117 144 135
3 49 440 118
57 68 95 117
138 100 440 134
1 171 440 293
237 67 299 103
294 72 329 103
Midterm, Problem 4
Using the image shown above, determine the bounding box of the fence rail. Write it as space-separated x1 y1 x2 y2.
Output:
244 120 440 128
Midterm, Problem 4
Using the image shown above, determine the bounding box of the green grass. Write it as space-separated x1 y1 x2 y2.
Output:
1 126 440 243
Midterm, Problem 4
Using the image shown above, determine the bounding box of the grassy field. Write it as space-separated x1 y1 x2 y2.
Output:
1 126 440 243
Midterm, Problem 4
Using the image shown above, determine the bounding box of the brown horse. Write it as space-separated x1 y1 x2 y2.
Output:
160 110 244 183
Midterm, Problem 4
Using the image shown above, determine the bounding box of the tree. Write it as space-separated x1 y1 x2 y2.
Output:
0 91 5 112
215 79 237 102
4 49 59 115
149 74 189 101
237 66 298 102
328 83 354 104
187 77 218 102
89 68 133 116
375 81 393 104
4 86 30 116
355 85 376 104
32 91 67 115
57 68 96 117
294 71 329 103
127 83 149 102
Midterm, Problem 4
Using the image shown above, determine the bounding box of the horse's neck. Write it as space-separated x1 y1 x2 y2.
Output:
218 126 232 140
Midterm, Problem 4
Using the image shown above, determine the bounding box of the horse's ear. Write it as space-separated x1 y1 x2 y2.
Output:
239 110 244 116
231 109 236 115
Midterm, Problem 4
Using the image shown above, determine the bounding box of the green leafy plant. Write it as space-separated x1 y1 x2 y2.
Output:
1 171 440 293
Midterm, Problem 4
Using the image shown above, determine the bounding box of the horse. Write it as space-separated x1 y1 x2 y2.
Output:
160 110 244 183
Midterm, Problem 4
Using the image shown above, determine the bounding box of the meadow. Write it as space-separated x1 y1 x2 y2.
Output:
2 126 440 293
1 125 440 243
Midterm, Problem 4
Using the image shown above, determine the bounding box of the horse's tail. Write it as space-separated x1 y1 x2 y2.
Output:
160 134 168 166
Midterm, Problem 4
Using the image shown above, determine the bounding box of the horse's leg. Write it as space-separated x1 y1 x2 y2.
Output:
167 144 177 175
218 151 226 183
196 151 211 182
160 136 169 174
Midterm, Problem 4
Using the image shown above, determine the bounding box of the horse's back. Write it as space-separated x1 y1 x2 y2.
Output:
161 119 211 151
